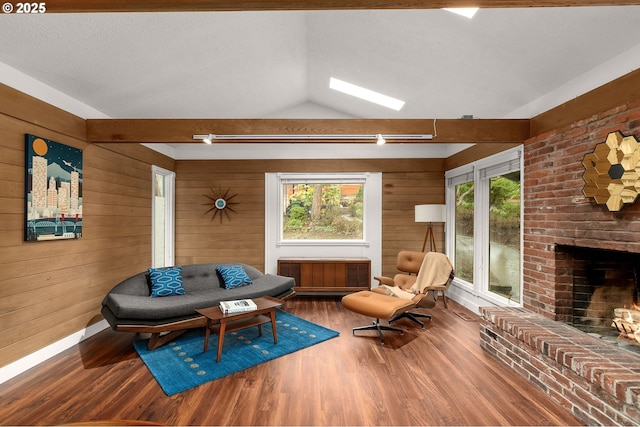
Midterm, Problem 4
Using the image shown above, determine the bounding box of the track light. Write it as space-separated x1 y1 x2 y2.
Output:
202 134 214 144
192 134 432 143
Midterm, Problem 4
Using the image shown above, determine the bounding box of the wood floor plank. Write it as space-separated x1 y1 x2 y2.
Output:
0 297 583 426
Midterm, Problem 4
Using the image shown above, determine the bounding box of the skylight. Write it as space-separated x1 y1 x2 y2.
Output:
329 77 405 111
443 7 479 19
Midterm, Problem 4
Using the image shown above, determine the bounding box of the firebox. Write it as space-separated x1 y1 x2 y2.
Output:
557 245 640 353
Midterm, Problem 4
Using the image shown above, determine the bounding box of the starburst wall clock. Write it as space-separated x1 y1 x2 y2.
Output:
204 186 239 223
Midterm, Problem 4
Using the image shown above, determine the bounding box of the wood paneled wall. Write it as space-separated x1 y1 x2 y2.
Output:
175 158 445 277
0 85 174 368
175 160 267 267
381 168 445 274
1 85 443 369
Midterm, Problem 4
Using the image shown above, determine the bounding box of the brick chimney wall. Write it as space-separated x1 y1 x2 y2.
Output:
523 99 640 321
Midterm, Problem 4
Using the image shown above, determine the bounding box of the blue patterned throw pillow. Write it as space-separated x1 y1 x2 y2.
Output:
148 266 185 298
217 265 253 289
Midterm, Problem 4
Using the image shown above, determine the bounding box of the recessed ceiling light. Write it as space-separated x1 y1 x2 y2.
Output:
443 7 479 19
329 77 405 111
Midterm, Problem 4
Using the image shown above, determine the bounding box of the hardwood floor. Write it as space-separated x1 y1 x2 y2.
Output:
0 297 582 426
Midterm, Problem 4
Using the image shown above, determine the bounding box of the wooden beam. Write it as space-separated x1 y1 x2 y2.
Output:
40 0 640 13
530 68 640 137
86 118 529 144
445 143 521 170
0 83 86 141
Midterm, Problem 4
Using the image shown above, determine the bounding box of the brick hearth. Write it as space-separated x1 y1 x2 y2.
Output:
480 307 640 425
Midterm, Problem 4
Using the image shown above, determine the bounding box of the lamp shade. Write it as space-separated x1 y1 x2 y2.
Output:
415 204 446 223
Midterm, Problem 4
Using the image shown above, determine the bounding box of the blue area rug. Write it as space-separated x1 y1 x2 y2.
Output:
134 310 339 395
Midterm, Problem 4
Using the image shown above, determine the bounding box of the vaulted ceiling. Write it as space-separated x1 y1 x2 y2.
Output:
1 2 640 159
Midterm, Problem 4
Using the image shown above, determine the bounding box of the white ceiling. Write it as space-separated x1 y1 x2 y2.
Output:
1 6 640 159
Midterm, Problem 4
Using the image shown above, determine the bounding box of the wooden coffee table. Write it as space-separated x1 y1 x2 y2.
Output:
195 296 284 363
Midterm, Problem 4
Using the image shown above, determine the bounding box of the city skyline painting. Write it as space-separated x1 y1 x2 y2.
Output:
24 134 83 241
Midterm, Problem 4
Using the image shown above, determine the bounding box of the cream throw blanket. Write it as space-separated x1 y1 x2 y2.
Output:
410 252 453 293
381 252 452 300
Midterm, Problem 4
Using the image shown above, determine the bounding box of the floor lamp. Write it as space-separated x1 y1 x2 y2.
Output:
415 204 446 252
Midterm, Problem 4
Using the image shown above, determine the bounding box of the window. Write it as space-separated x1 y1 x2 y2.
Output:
454 180 474 283
152 166 175 268
264 172 382 278
446 146 522 306
281 181 364 241
487 171 521 301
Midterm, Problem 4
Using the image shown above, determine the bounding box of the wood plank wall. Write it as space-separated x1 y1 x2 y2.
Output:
0 85 174 368
1 84 444 369
1 88 446 368
175 158 445 277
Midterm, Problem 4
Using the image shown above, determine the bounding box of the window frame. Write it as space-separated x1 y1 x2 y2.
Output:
449 166 475 286
151 165 175 268
445 146 523 308
264 172 382 278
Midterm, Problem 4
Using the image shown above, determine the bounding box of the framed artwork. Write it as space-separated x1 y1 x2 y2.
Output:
24 134 83 241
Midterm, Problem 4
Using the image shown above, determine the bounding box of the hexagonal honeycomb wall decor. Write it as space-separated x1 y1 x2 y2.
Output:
582 131 640 211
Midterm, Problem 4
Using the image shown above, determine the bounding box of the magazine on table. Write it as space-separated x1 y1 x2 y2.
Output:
219 299 257 314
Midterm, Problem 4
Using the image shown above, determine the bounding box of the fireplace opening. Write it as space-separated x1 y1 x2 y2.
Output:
558 245 640 354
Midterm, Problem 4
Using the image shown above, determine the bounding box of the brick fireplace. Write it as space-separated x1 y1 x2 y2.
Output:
561 245 640 343
522 105 640 320
480 99 640 425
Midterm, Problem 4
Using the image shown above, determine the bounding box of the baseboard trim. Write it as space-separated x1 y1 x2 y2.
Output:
446 283 483 315
0 319 109 385
447 282 522 315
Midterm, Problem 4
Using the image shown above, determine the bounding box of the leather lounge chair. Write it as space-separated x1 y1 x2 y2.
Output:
341 251 454 343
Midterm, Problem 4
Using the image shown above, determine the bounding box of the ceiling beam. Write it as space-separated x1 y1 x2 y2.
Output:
530 67 640 137
40 1 640 13
86 118 529 144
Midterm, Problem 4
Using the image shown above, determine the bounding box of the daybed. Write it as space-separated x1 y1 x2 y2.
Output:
101 262 295 349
